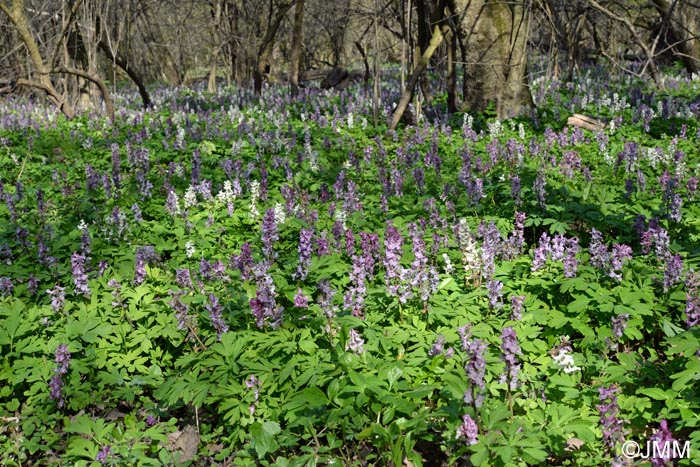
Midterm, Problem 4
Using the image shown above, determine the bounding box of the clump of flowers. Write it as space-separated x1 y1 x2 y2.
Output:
597 385 626 466
70 252 90 297
551 337 581 374
459 325 487 408
49 344 71 408
456 414 479 445
588 229 633 281
500 327 521 390
345 328 365 355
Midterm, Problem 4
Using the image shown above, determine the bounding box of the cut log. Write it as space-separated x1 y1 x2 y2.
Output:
567 114 607 131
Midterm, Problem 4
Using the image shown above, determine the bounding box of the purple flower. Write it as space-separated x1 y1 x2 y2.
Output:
96 444 111 464
294 229 314 281
261 208 278 261
499 327 521 390
168 290 192 330
429 334 454 358
345 328 365 355
597 385 626 454
131 203 143 222
250 262 284 329
534 171 547 209
384 222 405 299
0 277 13 296
232 243 254 280
663 254 683 292
685 270 700 327
649 420 676 467
460 326 487 408
206 293 228 340
176 268 193 289
27 274 39 296
294 288 309 307
456 414 479 445
510 295 525 321
49 344 71 408
71 252 90 297
486 280 503 309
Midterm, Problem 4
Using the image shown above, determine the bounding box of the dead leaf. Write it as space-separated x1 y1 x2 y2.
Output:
167 425 199 463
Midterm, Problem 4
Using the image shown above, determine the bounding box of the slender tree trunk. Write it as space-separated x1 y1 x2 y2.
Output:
447 25 457 113
390 21 445 130
289 0 305 95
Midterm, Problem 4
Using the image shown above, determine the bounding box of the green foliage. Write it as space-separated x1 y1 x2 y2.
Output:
1 68 700 466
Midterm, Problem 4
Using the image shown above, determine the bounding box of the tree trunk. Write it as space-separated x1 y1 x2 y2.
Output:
254 0 295 95
98 40 151 108
389 21 445 130
446 25 457 113
652 0 700 74
289 0 305 95
454 0 534 119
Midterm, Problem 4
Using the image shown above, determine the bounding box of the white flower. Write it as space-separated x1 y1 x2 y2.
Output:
217 180 236 204
185 241 196 258
442 253 455 274
552 349 581 374
77 219 89 232
184 185 198 209
274 203 286 224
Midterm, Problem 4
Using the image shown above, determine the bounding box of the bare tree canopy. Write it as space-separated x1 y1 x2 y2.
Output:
2 0 698 121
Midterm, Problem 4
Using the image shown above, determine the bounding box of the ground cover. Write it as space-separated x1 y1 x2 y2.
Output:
1 68 700 466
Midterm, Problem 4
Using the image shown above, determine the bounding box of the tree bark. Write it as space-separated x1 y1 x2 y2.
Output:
253 0 295 94
454 0 534 119
652 0 700 74
289 0 305 95
389 20 445 130
98 40 151 108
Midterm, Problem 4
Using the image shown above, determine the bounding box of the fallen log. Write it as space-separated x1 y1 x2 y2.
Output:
567 113 608 131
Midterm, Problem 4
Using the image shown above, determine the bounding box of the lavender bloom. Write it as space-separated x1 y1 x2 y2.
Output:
47 285 66 313
663 254 683 292
534 171 547 209
191 148 201 185
589 229 609 269
428 335 453 358
456 414 479 445
597 385 626 457
28 274 39 296
250 262 284 328
511 175 522 206
294 288 309 307
608 313 629 351
685 271 700 327
131 203 143 222
71 252 90 297
344 252 368 317
49 344 71 408
510 295 525 321
168 290 193 331
486 280 503 309
294 229 314 281
531 233 551 271
563 238 580 278
384 222 404 298
345 328 365 355
206 293 228 340
668 194 682 222
176 268 193 289
649 420 676 467
609 244 632 281
318 280 338 324
261 208 278 261
111 143 121 190
460 326 487 408
500 327 521 390
232 242 254 281
96 445 111 465
0 277 13 296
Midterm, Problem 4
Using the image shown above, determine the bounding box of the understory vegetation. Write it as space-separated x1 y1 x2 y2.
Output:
1 66 700 466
